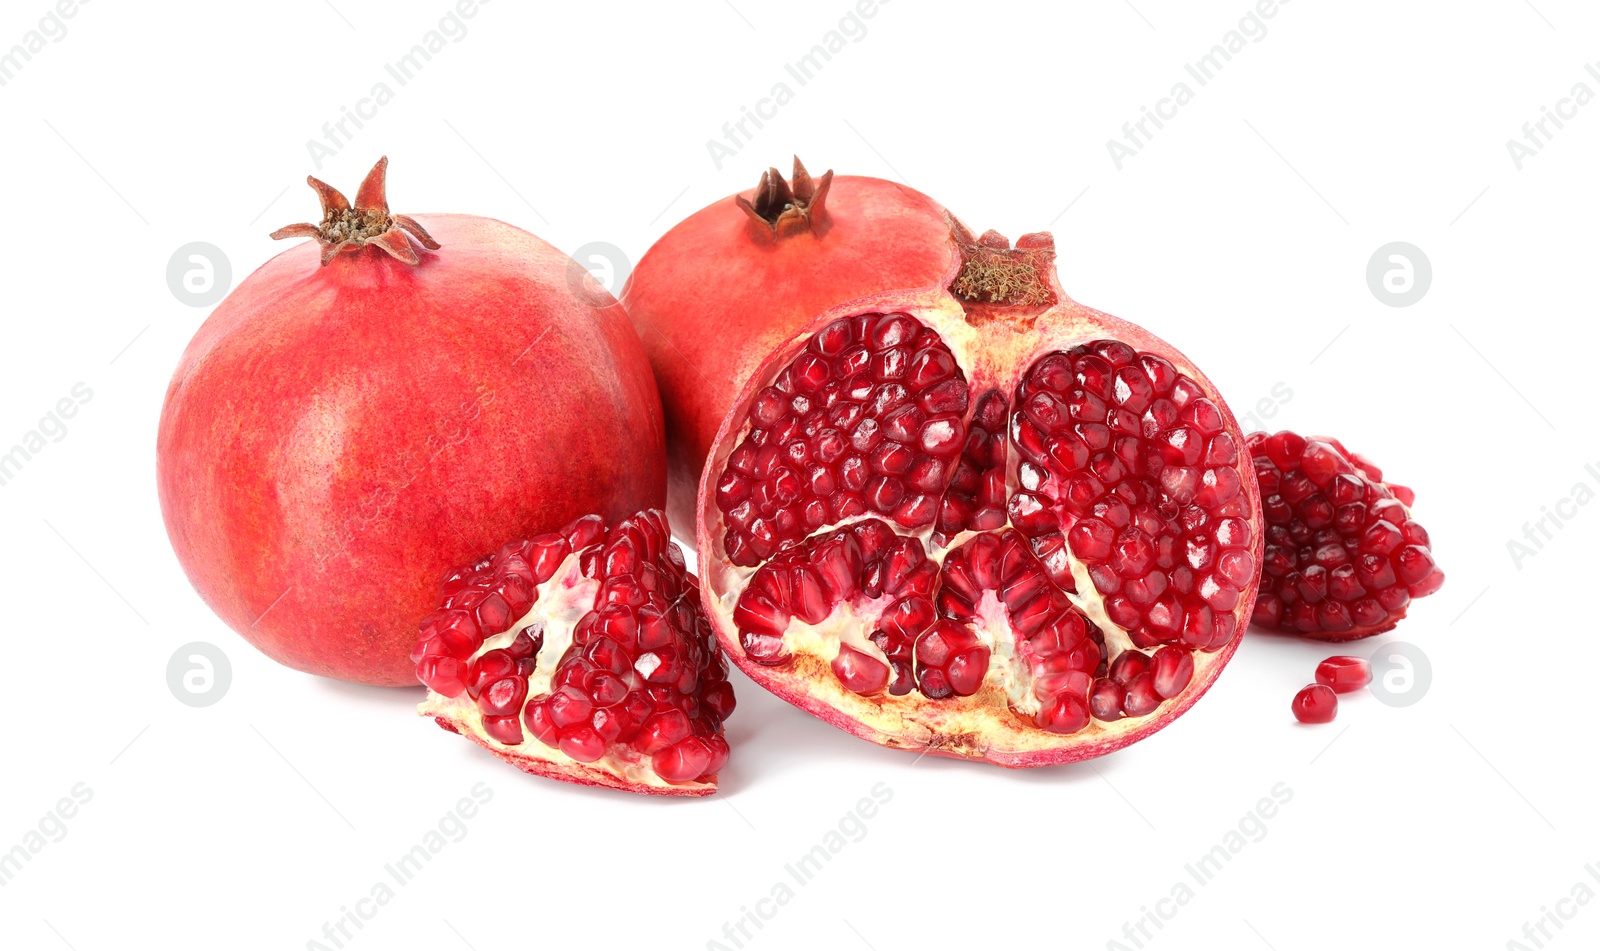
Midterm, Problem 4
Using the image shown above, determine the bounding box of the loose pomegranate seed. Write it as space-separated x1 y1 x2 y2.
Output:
1315 655 1372 693
1292 684 1338 723
414 511 735 796
1249 432 1443 640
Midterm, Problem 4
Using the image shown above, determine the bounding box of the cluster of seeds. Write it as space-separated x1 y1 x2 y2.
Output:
1248 432 1443 638
716 313 970 566
414 512 734 785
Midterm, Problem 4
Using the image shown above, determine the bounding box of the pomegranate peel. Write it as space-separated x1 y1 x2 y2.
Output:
416 511 733 796
697 228 1264 767
158 158 664 686
1248 431 1443 641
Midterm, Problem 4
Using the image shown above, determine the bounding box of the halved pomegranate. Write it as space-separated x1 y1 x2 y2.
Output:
696 229 1263 766
415 511 734 796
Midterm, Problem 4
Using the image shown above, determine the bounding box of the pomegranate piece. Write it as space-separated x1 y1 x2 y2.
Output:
416 511 734 796
624 158 959 539
157 158 664 686
1315 655 1372 693
1247 431 1444 641
697 228 1264 767
1292 684 1338 724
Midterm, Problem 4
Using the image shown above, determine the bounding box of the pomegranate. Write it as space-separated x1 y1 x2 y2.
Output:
158 158 664 686
1292 684 1338 724
695 228 1264 766
1248 431 1443 640
415 511 734 795
622 158 958 537
1315 655 1371 693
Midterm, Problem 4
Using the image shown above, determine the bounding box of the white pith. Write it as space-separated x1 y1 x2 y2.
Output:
416 549 697 791
702 289 1252 758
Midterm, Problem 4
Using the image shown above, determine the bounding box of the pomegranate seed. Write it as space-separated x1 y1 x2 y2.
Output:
653 737 714 783
1036 693 1091 734
1314 655 1371 693
1292 684 1337 723
1121 673 1162 716
482 716 523 746
559 727 607 763
1089 679 1124 721
832 645 891 695
1149 645 1194 699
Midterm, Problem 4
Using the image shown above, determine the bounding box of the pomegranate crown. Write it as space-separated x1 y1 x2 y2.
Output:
950 227 1059 309
737 156 834 238
270 156 441 266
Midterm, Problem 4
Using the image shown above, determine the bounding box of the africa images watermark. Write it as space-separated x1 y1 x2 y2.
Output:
706 782 894 950
1505 61 1600 171
705 0 891 171
1503 864 1600 950
0 782 93 888
1106 782 1295 950
0 0 90 90
305 783 494 950
0 383 94 490
305 0 491 170
1106 0 1294 170
1506 460 1600 570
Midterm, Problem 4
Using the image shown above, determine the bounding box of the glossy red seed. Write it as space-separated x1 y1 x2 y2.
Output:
1149 645 1194 699
1292 684 1337 723
1314 655 1371 693
1037 693 1091 734
832 645 891 695
1121 673 1162 716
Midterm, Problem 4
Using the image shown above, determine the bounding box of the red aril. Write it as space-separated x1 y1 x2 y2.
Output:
623 159 958 537
417 511 734 795
158 159 664 686
1248 431 1443 641
696 228 1264 766
1315 655 1372 693
1292 684 1338 724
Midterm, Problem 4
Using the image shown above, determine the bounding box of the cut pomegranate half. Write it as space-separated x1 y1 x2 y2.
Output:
414 511 734 796
696 229 1264 767
1247 431 1444 640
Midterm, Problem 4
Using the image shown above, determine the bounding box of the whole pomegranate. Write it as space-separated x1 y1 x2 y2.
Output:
1247 431 1443 640
622 158 958 537
696 228 1264 766
158 158 664 686
416 510 734 796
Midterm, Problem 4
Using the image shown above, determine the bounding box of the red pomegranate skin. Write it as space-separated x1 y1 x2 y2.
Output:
623 172 957 535
158 215 664 686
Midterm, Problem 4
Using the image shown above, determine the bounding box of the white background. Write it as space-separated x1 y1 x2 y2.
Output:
0 1 1589 949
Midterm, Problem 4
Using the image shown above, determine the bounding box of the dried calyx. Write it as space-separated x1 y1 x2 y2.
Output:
951 229 1058 310
736 157 835 238
271 156 440 266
